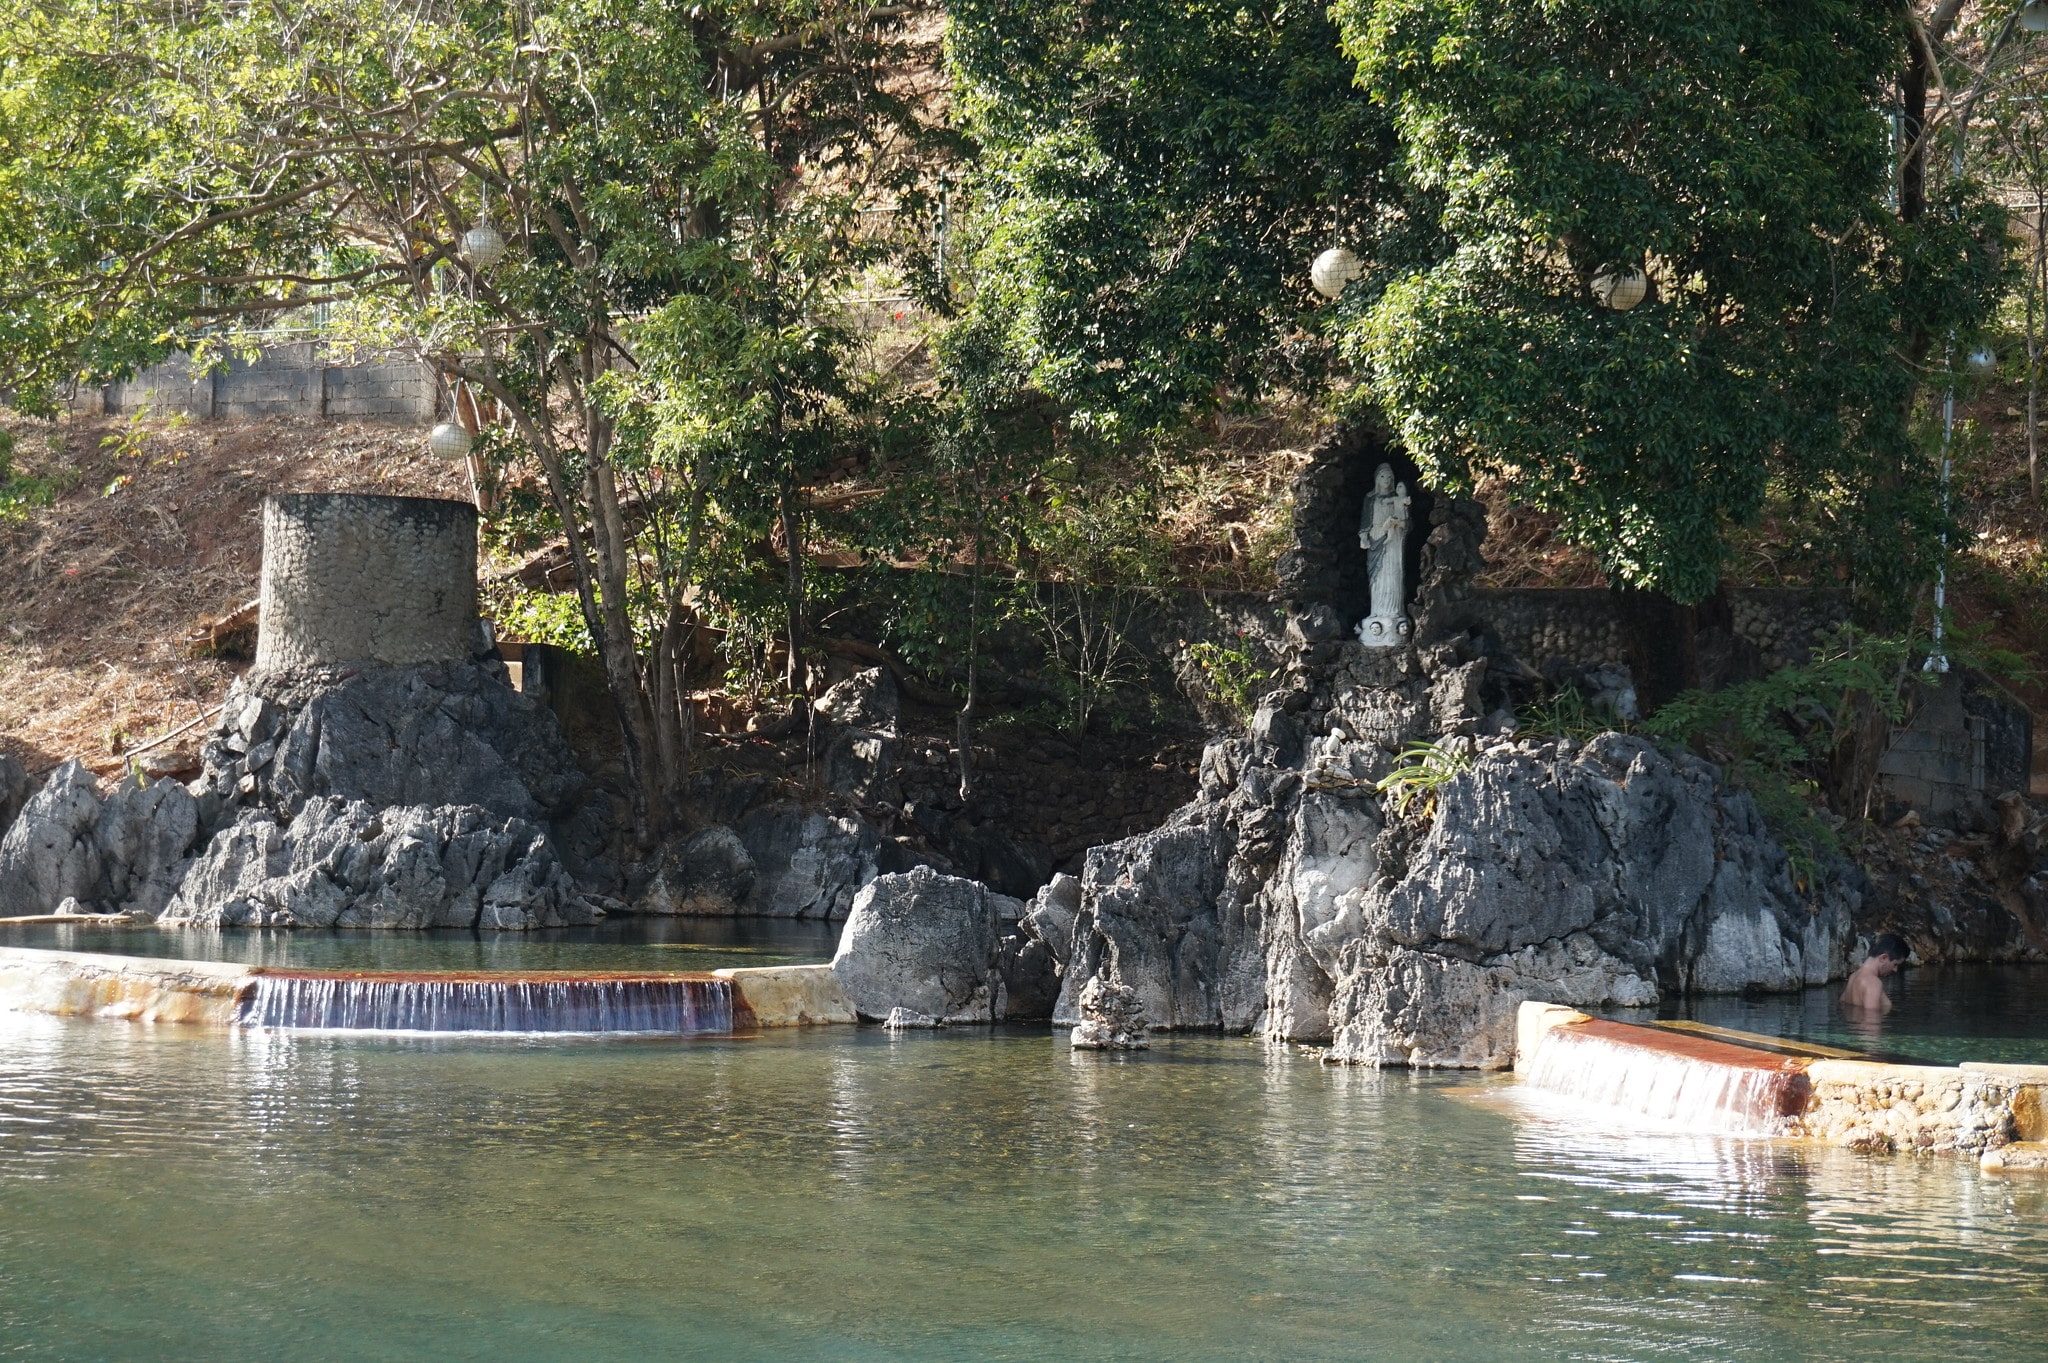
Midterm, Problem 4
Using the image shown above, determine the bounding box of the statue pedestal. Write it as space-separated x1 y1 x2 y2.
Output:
1356 613 1411 649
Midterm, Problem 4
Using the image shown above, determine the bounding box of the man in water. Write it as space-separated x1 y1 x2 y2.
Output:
1840 933 1909 1015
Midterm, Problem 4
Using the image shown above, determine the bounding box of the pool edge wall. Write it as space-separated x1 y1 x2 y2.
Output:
714 964 856 1026
1514 1000 2048 1163
0 947 252 1025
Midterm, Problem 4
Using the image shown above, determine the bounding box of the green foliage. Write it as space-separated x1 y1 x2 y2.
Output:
1185 638 1272 724
1642 626 1928 884
1375 740 1472 821
1007 466 1171 735
1644 628 1918 776
1337 0 2008 609
1514 686 1614 744
947 0 1407 439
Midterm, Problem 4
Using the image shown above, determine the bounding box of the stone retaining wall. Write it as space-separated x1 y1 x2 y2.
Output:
83 343 438 423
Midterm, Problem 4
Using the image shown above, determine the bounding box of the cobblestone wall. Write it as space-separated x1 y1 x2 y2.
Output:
256 494 479 672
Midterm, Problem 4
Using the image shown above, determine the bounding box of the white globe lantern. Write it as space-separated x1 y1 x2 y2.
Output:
2026 0 2048 33
1310 246 1364 299
1591 266 1648 312
428 422 474 462
460 225 508 269
1967 347 1998 377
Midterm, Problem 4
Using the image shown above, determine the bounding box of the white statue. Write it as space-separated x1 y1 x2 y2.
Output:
1357 463 1412 648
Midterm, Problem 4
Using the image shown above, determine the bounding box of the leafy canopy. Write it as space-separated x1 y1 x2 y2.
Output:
1336 0 2006 604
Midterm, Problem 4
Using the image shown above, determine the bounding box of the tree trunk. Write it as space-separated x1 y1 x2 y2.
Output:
583 421 655 850
779 476 808 715
956 498 985 802
1611 585 1701 711
2034 207 2044 502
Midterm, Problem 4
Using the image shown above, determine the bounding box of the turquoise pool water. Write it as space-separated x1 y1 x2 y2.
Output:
1666 963 2048 1066
3 1013 2045 1360
0 916 838 974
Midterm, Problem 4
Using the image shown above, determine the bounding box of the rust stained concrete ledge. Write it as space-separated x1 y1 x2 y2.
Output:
1515 999 2048 1169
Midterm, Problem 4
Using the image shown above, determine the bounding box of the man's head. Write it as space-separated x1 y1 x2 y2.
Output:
1867 933 1909 974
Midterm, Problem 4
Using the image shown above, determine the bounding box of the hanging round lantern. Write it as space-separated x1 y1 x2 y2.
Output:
460 224 508 269
1310 246 1364 299
1591 266 1648 312
1967 347 1999 377
428 422 474 462
2025 0 2048 34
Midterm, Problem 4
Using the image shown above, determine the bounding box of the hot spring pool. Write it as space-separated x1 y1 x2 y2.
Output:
0 915 838 975
3 968 2047 1360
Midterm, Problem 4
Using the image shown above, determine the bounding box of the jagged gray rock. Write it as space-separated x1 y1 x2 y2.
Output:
638 826 757 915
0 761 106 915
1070 976 1149 1051
0 751 29 842
815 667 899 733
192 660 613 885
737 803 879 918
831 866 1002 1022
0 660 616 928
160 795 591 929
1054 699 1854 1068
0 763 197 917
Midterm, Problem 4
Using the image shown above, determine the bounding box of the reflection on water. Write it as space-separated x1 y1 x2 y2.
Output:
1658 963 2048 1066
2 1018 2044 1361
0 915 838 974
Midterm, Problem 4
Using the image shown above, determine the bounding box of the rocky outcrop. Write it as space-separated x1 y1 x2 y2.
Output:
0 751 29 842
1056 719 1854 1069
161 796 590 929
831 866 1004 1022
638 826 758 915
1070 976 1149 1051
735 804 880 918
0 659 615 929
1047 469 1863 1072
0 761 199 918
191 660 612 885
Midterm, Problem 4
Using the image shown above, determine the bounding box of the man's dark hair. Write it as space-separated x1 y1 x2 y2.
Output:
1870 933 1909 964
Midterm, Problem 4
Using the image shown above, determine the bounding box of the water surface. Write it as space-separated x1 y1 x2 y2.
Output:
0 916 837 974
1664 963 2048 1066
3 1016 2045 1360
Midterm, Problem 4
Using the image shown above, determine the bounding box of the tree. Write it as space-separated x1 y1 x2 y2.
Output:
946 0 1406 439
1337 0 2007 611
0 0 946 841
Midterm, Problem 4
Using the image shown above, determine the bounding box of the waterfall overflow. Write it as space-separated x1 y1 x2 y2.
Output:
1517 1016 1814 1136
236 970 744 1035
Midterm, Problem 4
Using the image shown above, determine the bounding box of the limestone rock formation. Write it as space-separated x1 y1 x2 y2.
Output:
736 804 880 918
1070 976 1150 1051
831 865 1003 1022
0 660 616 929
638 826 758 915
191 660 611 884
0 761 199 918
1056 721 1852 1068
0 751 29 842
817 668 902 807
161 796 591 929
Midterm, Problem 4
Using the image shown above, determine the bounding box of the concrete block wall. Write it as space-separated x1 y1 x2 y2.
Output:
97 343 438 423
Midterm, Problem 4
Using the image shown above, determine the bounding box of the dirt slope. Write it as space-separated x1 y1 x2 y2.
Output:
0 413 469 779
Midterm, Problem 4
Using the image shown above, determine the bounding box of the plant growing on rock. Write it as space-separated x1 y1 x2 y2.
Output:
1375 739 1472 821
